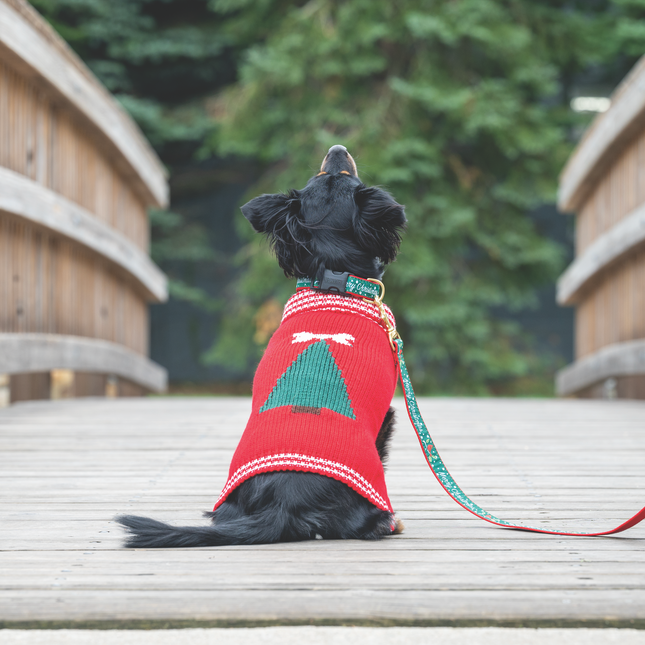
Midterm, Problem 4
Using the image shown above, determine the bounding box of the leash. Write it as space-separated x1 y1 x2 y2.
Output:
393 334 645 536
299 272 645 536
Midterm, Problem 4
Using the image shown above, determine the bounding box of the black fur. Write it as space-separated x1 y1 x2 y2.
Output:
375 407 397 465
116 145 406 548
241 147 405 283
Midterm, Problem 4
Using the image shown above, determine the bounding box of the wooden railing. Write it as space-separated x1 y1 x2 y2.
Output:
556 56 645 399
0 0 168 404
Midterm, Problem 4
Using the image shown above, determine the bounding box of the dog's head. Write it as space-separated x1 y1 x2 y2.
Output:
241 145 406 281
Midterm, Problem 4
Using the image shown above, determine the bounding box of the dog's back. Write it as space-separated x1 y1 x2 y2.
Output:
117 146 406 548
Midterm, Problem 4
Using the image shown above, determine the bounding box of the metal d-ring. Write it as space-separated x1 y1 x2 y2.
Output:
366 278 399 350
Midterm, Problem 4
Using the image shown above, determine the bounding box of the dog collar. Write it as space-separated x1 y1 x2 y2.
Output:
296 270 382 299
296 271 399 350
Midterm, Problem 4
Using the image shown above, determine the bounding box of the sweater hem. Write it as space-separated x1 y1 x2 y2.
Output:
213 452 392 512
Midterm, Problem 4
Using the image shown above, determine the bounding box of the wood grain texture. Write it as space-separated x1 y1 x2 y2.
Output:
0 22 168 401
573 126 645 256
0 397 643 626
556 57 645 397
556 339 645 395
557 200 645 305
0 56 150 250
0 0 168 208
573 248 645 360
0 216 150 355
558 55 645 212
0 168 167 302
0 333 167 391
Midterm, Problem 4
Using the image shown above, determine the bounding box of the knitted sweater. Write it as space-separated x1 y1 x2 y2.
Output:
213 287 398 512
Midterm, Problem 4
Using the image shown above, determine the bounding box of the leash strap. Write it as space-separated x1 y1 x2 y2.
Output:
296 275 645 534
393 337 645 536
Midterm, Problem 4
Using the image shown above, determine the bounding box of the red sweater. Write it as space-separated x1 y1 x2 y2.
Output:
213 288 398 512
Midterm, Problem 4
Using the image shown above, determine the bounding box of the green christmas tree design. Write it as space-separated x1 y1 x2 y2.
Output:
260 340 356 419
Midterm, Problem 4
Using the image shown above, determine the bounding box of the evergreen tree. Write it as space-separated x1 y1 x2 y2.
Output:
29 0 242 314
33 0 645 393
205 0 645 394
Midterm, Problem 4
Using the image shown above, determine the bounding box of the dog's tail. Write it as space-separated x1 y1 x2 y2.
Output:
115 515 225 548
115 470 398 548
114 511 287 548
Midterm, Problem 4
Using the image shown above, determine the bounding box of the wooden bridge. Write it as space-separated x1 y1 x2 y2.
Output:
557 56 645 399
1 0 644 633
0 0 168 405
0 396 643 628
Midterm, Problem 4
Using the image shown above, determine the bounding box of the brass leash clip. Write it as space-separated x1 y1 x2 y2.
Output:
366 278 400 351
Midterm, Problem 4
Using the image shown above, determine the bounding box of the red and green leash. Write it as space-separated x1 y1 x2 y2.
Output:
300 274 645 536
394 334 645 536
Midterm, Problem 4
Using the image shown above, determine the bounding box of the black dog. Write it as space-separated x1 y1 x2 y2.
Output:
117 145 406 547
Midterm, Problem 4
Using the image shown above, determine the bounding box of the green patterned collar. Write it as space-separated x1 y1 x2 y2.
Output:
296 271 382 299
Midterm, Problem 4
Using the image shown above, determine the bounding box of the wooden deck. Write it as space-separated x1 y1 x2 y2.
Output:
0 396 644 628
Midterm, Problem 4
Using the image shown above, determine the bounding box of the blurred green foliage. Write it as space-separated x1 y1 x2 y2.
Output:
31 0 245 323
206 0 645 393
33 0 645 393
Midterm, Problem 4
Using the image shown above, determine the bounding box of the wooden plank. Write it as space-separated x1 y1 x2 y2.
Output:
3 548 645 564
557 200 645 305
0 0 168 208
556 338 645 395
0 333 167 391
0 397 643 625
0 168 167 302
559 55 645 212
2 574 643 592
0 212 151 356
580 253 645 361
1 589 644 624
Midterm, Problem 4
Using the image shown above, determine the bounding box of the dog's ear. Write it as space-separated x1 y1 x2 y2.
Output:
241 191 299 233
240 190 309 277
353 185 406 264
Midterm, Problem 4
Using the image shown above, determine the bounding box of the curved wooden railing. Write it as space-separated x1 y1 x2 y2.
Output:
556 56 645 398
0 0 167 208
557 201 645 306
0 167 167 301
0 334 167 392
0 0 168 403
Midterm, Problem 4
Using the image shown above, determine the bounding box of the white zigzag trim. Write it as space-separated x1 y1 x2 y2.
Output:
282 290 396 331
287 303 390 335
215 453 390 511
